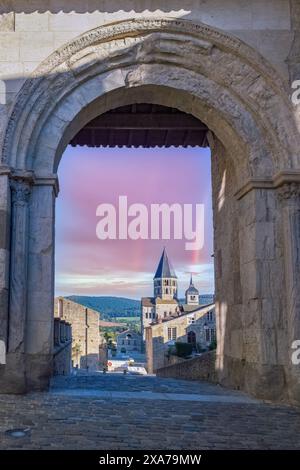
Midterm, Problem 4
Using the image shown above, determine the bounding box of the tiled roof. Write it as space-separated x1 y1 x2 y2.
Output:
141 297 155 307
155 298 178 305
182 303 214 313
151 303 215 325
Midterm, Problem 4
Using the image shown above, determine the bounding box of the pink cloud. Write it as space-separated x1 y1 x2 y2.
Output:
55 146 214 297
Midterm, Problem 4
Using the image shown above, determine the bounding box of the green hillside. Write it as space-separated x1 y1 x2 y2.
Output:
67 296 140 320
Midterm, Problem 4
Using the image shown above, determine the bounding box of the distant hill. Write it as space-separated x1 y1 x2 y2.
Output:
67 294 214 321
67 296 140 320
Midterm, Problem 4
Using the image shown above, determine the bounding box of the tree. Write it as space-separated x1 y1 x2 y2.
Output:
175 342 193 358
72 342 82 366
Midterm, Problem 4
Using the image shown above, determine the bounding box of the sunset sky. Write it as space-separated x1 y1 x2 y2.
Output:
55 145 214 299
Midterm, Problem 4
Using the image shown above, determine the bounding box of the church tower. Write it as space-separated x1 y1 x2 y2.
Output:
185 274 199 305
153 248 178 300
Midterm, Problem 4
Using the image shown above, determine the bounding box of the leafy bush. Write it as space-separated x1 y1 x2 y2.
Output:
175 342 193 358
209 339 217 351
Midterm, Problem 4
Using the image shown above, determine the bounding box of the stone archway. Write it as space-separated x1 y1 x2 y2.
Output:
0 18 300 403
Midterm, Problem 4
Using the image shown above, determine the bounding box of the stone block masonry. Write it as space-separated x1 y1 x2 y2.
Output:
156 351 218 383
54 297 101 371
0 2 299 404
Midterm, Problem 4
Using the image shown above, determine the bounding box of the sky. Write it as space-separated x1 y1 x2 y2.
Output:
55 145 214 299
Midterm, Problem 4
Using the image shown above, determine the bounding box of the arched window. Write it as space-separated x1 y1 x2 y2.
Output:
187 331 196 347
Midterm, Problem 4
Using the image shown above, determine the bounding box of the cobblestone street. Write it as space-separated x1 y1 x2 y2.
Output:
0 374 299 450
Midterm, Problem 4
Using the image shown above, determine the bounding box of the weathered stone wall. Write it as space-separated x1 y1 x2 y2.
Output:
146 305 215 372
53 345 71 376
0 1 295 149
157 351 217 383
0 2 299 402
116 330 142 353
53 317 72 376
54 297 101 371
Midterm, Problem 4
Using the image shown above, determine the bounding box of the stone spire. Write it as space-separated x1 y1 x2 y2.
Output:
185 273 199 305
154 247 177 280
153 248 178 299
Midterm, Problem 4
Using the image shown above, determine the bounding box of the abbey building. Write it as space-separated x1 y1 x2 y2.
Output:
141 248 215 340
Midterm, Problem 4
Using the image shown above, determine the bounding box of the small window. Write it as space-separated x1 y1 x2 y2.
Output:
168 327 177 340
205 329 210 342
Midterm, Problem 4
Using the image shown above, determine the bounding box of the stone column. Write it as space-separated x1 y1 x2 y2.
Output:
8 179 31 353
66 323 71 342
0 167 11 349
54 318 60 347
237 187 285 400
145 327 153 374
3 177 31 393
25 177 58 391
278 182 300 402
60 321 66 343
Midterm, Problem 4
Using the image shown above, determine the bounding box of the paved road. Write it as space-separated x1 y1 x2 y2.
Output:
0 374 299 450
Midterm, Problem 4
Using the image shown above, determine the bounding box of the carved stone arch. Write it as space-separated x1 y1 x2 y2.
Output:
2 18 300 177
0 18 300 403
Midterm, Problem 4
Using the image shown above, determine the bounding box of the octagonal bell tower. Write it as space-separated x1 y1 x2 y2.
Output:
153 248 178 300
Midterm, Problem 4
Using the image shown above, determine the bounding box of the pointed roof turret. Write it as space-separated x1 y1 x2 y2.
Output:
185 274 199 295
154 248 177 279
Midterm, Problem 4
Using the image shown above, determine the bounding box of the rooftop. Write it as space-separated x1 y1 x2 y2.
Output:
154 248 177 280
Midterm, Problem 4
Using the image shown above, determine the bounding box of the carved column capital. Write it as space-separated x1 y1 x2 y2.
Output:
10 180 31 205
277 182 300 204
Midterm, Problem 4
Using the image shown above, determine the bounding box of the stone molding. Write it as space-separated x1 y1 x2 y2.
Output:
235 171 300 200
34 175 60 197
0 167 59 196
277 183 300 202
1 17 298 175
11 18 288 86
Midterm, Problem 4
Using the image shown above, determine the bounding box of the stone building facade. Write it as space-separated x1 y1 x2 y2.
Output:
116 329 142 354
141 249 215 341
146 304 215 373
0 1 299 404
54 297 101 371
